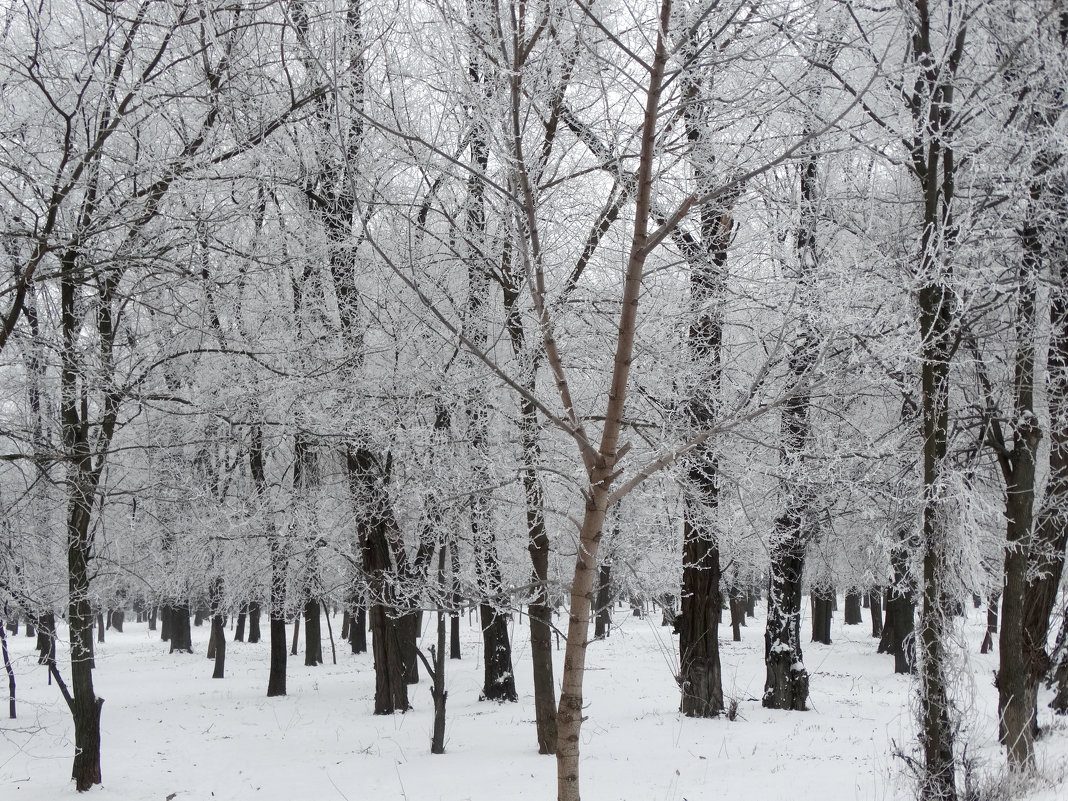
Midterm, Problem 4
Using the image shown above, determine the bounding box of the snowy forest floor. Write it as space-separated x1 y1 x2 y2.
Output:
2 602 1067 801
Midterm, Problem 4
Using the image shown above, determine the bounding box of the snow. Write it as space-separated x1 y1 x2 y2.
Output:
2 604 1067 800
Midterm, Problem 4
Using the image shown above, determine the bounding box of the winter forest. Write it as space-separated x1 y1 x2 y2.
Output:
1 0 1067 799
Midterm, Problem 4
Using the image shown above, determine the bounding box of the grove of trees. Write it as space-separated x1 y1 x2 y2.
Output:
1 2 1066 801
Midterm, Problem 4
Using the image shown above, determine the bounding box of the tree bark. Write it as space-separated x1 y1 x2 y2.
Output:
844 590 863 625
594 563 612 640
303 600 324 666
869 588 883 639
1 622 14 718
211 614 226 679
248 601 262 644
811 588 833 645
168 605 193 654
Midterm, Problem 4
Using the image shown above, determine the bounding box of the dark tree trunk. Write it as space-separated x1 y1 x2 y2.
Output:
1 622 14 718
211 615 226 679
418 545 449 754
400 612 419 684
350 604 367 654
36 613 56 668
660 594 678 627
147 606 157 632
502 247 557 751
323 601 337 665
346 445 410 714
267 618 287 697
869 589 883 639
679 511 724 717
811 589 833 645
235 607 247 642
594 563 612 640
763 527 808 710
479 604 518 702
449 608 461 660
160 604 173 642
981 594 999 654
729 590 746 643
369 604 410 713
844 590 863 625
168 605 193 654
248 601 261 644
670 0 740 725
1017 160 1068 736
291 613 300 656
1051 605 1068 713
96 614 104 643
879 535 917 674
340 610 350 641
111 610 123 633
251 423 286 698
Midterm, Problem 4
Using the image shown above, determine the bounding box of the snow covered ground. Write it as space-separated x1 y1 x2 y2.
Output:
2 603 1066 800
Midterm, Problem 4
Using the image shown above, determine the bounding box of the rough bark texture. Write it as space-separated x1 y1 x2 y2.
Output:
304 600 323 667
811 588 833 645
235 608 246 642
168 605 193 654
503 249 556 750
879 535 917 673
594 563 612 641
844 590 863 625
869 589 884 639
1 622 14 718
211 614 226 679
250 425 286 698
908 10 965 796
762 76 832 710
248 601 261 644
1019 105 1068 739
673 8 735 722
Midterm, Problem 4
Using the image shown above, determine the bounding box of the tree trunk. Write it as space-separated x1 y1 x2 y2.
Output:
235 607 247 642
291 612 301 656
594 563 612 640
250 423 286 698
267 617 287 697
211 614 226 679
762 113 826 711
503 262 557 749
869 588 883 639
844 590 863 625
1 622 15 719
350 604 367 654
811 588 833 645
168 605 193 654
729 591 746 642
160 605 172 642
981 594 999 654
248 601 261 644
36 613 56 668
303 597 326 665
1016 151 1068 742
111 610 124 633
879 536 917 673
